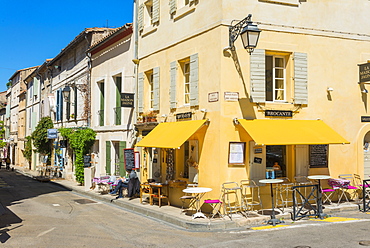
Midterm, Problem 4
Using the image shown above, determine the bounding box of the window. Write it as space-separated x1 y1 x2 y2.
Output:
146 71 154 109
265 55 286 102
145 0 153 22
184 62 190 104
139 0 159 32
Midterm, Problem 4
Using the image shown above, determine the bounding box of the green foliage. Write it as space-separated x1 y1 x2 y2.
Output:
0 121 6 148
31 117 54 158
24 136 32 162
59 127 96 184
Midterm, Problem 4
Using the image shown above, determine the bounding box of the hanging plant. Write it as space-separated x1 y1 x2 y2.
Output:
59 127 96 184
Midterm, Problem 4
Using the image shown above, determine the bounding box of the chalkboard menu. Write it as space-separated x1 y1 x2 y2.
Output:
124 148 135 170
309 145 328 167
83 155 91 167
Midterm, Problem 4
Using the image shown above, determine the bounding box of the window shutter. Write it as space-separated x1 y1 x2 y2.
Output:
153 67 160 111
152 0 160 24
138 72 144 113
189 0 195 4
119 141 126 176
59 89 63 121
294 52 308 105
34 78 39 96
169 0 177 15
170 61 177 109
250 49 266 103
138 4 144 31
55 90 60 121
106 141 111 175
190 53 199 107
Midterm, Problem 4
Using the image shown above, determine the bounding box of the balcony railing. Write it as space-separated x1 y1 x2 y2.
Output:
114 107 122 125
98 109 104 126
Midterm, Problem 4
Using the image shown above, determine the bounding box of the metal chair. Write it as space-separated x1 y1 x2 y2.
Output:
204 199 224 219
221 182 242 220
275 180 294 212
180 184 197 214
240 179 263 217
339 174 359 202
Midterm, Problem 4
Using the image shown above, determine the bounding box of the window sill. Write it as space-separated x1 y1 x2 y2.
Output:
141 25 157 37
173 5 196 21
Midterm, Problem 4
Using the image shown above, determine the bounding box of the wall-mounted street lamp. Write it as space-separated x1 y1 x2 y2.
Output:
62 85 71 102
229 14 261 54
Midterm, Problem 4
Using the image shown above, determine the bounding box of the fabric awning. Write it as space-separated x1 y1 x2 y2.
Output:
135 119 207 148
238 119 349 145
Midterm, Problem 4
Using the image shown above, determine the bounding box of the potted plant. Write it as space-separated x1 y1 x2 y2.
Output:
142 111 157 122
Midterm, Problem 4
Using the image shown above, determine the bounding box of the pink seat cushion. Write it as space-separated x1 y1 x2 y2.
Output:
204 199 221 204
322 189 335 193
347 186 358 189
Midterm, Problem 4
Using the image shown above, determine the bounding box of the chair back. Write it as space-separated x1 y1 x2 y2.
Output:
353 174 362 186
294 176 311 184
339 174 354 185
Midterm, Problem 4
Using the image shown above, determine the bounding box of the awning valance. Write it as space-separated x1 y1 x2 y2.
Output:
238 119 349 145
135 119 207 149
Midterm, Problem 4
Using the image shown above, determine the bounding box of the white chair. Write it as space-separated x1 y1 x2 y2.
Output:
240 179 263 216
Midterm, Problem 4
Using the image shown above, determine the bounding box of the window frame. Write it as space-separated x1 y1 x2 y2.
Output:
145 70 154 110
265 54 287 102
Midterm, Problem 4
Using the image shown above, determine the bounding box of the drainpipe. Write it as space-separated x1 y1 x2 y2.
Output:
133 0 139 132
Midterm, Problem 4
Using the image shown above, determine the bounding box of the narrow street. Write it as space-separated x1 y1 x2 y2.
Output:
1 169 370 248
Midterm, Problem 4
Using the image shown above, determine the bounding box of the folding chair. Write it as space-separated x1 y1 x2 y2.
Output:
204 199 223 219
180 184 197 214
339 174 359 201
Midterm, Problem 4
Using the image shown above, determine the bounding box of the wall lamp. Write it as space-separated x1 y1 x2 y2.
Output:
62 85 71 102
229 14 261 54
200 109 207 113
362 89 368 94
327 87 334 92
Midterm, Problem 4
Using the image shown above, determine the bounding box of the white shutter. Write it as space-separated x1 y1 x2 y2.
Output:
250 49 266 103
169 0 177 15
152 0 160 24
170 61 177 109
153 67 160 111
294 52 308 105
138 72 144 113
138 4 144 31
190 53 199 107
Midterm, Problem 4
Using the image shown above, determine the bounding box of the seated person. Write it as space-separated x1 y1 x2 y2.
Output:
109 176 129 198
272 162 281 171
110 166 140 199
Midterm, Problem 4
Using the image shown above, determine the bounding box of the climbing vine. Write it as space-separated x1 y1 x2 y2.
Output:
0 121 6 148
31 117 54 160
59 127 96 184
23 136 32 162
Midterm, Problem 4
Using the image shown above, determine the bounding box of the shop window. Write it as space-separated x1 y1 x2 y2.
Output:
266 145 286 178
181 140 199 183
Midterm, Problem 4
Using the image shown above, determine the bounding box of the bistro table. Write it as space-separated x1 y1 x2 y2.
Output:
182 187 212 219
259 179 284 226
307 175 331 219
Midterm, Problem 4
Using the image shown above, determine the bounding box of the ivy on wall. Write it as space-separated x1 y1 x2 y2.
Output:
59 127 96 184
23 136 32 162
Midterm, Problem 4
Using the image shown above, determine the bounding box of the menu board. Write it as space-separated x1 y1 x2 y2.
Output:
124 148 135 170
83 155 91 167
228 142 245 164
309 145 328 167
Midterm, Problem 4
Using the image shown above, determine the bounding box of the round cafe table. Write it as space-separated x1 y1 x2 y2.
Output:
182 187 212 219
259 179 284 226
307 175 331 219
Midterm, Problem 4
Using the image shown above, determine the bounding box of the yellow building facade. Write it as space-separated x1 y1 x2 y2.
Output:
134 0 370 205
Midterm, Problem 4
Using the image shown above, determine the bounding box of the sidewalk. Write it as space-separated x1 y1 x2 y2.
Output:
13 165 360 231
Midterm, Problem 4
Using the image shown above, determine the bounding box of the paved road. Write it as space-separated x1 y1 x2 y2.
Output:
1 169 370 248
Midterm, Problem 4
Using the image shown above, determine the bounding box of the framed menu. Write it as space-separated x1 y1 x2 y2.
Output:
228 142 245 164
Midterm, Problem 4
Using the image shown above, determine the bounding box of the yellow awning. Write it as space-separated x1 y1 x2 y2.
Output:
238 119 349 145
135 119 207 148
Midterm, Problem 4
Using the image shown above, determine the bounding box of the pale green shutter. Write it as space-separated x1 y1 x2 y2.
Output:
34 78 39 96
169 0 176 15
138 72 144 113
119 141 126 176
190 53 199 107
106 141 111 175
138 4 144 31
170 61 177 109
250 49 266 103
294 52 308 105
115 77 122 125
153 67 160 111
152 0 160 24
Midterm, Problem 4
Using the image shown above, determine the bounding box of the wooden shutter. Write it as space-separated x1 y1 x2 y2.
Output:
115 77 122 125
106 141 111 175
190 53 199 107
250 49 266 103
74 86 77 120
169 0 176 15
138 4 144 31
294 52 308 105
34 78 39 96
138 72 144 113
119 141 126 176
152 0 160 24
153 67 160 111
100 83 104 126
57 89 63 121
55 90 60 121
170 61 177 109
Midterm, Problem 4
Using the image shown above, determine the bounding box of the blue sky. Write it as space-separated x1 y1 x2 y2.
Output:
0 0 134 92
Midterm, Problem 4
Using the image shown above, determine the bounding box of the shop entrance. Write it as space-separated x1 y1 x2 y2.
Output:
364 132 370 176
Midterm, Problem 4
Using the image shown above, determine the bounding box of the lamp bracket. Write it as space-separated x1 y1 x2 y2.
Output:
229 14 252 50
